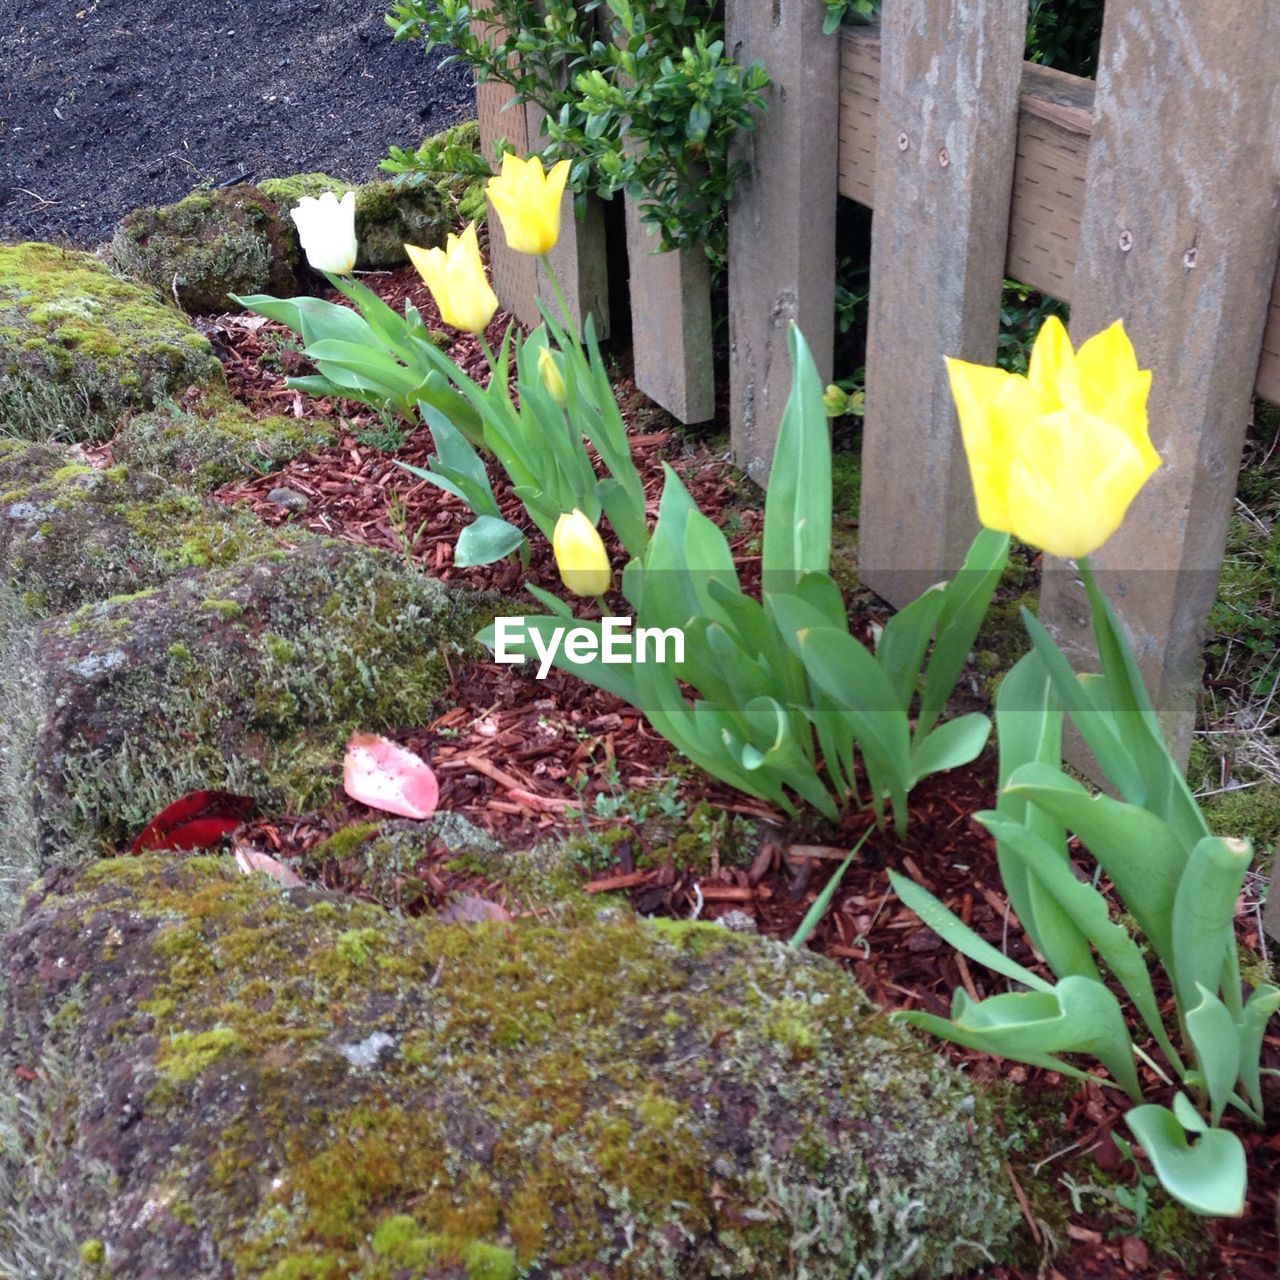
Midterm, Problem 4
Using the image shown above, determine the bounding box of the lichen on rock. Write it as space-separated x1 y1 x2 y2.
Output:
110 185 302 314
114 386 338 493
0 440 288 620
0 856 1024 1279
0 242 222 443
0 541 495 880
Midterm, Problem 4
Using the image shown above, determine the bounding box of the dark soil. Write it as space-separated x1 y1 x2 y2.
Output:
0 0 474 246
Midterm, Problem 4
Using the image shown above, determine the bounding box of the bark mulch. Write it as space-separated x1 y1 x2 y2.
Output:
131 263 1279 1279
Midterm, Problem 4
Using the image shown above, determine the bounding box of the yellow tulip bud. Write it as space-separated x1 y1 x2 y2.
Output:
290 191 358 275
945 316 1160 560
553 509 610 597
822 384 849 418
538 346 567 406
485 152 572 256
405 222 498 335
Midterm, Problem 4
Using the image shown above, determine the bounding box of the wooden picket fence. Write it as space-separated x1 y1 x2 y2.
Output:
474 1 1280 764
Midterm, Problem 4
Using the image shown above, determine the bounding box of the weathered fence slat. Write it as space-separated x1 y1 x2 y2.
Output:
625 196 716 423
857 1 1029 606
726 0 840 486
1039 0 1280 767
836 27 1280 407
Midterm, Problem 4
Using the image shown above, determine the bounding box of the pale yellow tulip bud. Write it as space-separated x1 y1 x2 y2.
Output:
290 191 358 275
405 223 498 335
538 347 567 406
553 509 610 597
485 153 572 256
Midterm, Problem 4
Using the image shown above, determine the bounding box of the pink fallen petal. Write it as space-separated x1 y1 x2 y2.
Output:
343 731 439 820
232 841 305 889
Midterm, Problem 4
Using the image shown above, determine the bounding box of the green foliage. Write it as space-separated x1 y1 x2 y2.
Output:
384 0 769 264
891 565 1279 1218
485 325 1007 830
401 304 650 565
997 280 1070 374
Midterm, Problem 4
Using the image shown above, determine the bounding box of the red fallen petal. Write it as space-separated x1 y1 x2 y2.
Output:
131 790 257 854
343 731 439 820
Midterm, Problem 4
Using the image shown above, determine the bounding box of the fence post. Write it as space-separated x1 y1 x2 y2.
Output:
472 32 540 328
726 0 840 486
625 197 716 424
472 7 611 337
856 2 1028 607
1038 1 1280 769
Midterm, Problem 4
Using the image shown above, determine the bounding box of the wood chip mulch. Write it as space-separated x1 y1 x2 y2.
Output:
189 266 1278 1279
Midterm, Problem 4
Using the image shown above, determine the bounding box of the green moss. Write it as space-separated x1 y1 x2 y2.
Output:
78 1239 105 1265
115 387 337 493
4 857 1025 1278
0 242 222 442
200 597 245 619
0 441 291 621
110 185 300 313
1200 781 1280 854
8 543 498 869
831 449 861 520
156 1025 240 1082
259 174 357 206
354 179 450 270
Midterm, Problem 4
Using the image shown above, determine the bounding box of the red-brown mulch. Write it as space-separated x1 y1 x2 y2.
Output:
164 265 1280 1278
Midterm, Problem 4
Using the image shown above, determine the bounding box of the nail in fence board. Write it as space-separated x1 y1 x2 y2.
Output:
726 0 840 486
625 195 715 424
857 1 1028 606
835 27 1280 404
1038 1 1280 768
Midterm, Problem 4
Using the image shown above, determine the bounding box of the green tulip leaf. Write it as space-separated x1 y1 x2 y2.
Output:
1004 761 1189 969
1239 984 1280 1115
1125 1106 1246 1217
908 713 991 787
1185 985 1243 1126
1171 836 1252 1017
455 516 527 568
875 584 945 712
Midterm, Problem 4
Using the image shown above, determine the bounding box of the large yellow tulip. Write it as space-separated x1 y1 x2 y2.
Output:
945 316 1160 559
485 153 571 256
405 222 498 335
553 509 610 597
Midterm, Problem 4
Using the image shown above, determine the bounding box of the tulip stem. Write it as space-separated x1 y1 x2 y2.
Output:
541 255 581 351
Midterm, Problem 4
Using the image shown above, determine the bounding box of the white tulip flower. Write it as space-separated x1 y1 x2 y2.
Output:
290 190 358 275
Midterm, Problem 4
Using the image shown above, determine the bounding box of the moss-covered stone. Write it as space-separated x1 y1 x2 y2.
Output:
115 386 338 492
354 178 450 270
258 174 357 207
110 185 302 314
0 541 496 879
0 243 222 442
0 440 289 619
0 856 1023 1279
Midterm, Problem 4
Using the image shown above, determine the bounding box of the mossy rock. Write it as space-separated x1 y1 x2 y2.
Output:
0 856 1023 1279
115 387 339 493
354 178 450 270
258 173 357 207
0 440 292 620
0 243 223 443
110 185 302 314
0 541 494 884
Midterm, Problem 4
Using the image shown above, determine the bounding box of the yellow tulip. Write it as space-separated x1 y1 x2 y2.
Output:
945 316 1160 559
485 152 571 256
553 509 610 597
538 346 567 406
405 223 498 335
